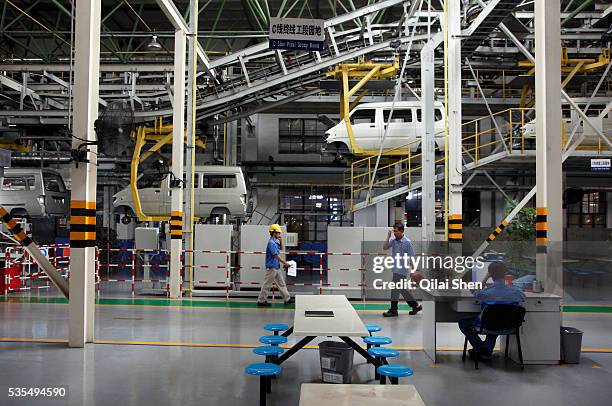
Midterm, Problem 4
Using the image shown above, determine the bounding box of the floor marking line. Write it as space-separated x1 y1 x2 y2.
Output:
1 337 612 353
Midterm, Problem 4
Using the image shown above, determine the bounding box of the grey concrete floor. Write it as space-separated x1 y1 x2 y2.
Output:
2 301 612 349
1 340 611 406
1 300 612 406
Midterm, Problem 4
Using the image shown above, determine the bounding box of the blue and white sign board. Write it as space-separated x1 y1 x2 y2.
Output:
591 158 611 171
269 17 325 51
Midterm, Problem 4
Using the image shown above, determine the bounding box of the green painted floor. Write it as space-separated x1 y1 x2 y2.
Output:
1 296 612 313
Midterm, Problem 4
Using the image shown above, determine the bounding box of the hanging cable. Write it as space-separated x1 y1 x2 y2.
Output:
365 0 424 203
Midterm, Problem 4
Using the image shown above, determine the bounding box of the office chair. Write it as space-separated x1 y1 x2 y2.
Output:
462 303 526 370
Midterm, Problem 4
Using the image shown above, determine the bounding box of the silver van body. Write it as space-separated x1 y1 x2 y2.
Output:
0 168 69 217
113 165 248 218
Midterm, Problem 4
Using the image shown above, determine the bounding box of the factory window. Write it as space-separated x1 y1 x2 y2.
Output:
279 118 325 154
567 191 606 228
279 188 347 242
383 109 412 122
350 109 376 125
2 176 35 191
43 173 66 193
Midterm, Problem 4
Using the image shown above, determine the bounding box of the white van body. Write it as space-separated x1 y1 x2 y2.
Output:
323 101 446 155
522 117 611 150
113 165 247 219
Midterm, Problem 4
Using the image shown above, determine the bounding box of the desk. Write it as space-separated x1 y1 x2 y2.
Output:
299 384 425 406
421 289 561 365
274 295 376 366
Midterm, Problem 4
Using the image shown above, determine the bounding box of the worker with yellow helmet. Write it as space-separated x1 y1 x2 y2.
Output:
257 224 294 306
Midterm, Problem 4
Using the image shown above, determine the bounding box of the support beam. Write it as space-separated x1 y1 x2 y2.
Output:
69 0 101 348
446 0 462 243
535 0 563 295
169 30 186 299
183 0 198 296
421 41 436 242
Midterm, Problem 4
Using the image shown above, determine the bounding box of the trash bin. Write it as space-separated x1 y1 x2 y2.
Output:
318 341 354 384
560 327 583 364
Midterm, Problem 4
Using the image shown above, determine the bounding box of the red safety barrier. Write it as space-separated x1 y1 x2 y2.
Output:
4 246 375 298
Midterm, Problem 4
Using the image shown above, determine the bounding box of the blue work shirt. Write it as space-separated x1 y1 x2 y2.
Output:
265 237 281 269
387 235 415 276
474 280 526 303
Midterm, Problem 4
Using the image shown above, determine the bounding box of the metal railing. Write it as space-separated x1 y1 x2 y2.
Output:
345 107 612 209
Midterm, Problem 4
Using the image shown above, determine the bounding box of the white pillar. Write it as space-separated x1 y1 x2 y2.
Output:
421 43 436 242
169 30 186 298
447 0 463 242
182 0 198 294
535 0 563 294
69 0 101 347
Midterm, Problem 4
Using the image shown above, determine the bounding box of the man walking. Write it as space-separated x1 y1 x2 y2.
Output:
382 223 422 317
257 224 294 307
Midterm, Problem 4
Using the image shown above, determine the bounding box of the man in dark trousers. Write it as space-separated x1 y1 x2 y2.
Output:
382 224 422 317
458 261 526 359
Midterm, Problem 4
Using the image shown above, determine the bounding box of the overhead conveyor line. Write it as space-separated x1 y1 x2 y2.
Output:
0 207 69 299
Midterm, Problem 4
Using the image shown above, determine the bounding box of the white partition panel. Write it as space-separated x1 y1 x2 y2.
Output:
193 224 233 288
326 226 364 298
239 224 286 289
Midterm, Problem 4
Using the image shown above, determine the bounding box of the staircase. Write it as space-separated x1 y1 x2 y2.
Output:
136 0 435 120
462 0 522 59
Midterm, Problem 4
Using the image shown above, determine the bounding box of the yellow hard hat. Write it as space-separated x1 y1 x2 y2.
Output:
268 224 282 234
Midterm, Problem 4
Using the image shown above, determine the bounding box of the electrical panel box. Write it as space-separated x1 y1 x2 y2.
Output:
135 227 159 251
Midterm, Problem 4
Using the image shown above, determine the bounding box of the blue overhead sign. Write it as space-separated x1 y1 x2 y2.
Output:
591 158 611 171
269 17 325 51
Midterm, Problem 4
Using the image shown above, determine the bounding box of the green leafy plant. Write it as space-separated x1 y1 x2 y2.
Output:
503 205 536 274
504 205 536 241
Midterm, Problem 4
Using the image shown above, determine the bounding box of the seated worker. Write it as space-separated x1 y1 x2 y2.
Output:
458 261 526 359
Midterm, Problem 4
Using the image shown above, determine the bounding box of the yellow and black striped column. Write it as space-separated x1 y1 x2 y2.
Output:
70 201 96 248
170 211 183 240
487 219 509 242
536 207 547 253
0 207 33 246
448 214 462 242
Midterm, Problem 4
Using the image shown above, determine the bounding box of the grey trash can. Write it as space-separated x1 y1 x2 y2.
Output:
318 341 354 384
560 327 583 364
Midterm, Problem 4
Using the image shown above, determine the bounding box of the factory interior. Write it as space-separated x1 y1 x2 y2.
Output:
1 0 612 405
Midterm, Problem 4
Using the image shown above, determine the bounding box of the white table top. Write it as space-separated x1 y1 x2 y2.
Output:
293 295 369 337
299 384 426 406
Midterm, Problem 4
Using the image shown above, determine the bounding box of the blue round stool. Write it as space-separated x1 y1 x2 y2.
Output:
364 323 382 335
377 364 413 385
259 335 288 346
368 347 400 380
264 323 289 336
363 336 392 347
245 363 282 406
253 345 285 363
